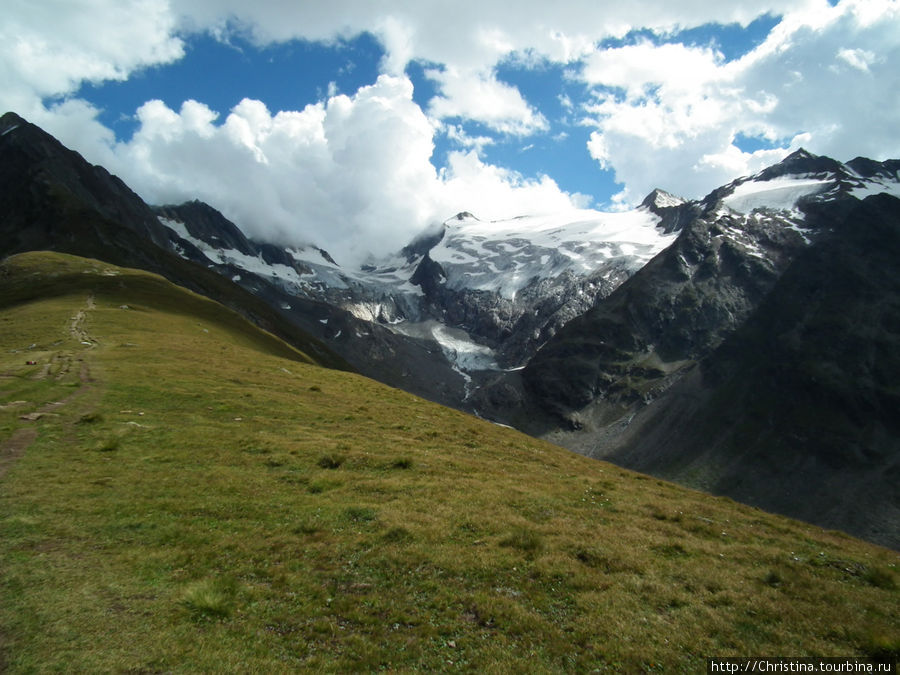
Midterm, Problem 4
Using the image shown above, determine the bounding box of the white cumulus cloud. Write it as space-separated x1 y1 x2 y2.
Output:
167 0 811 143
426 67 548 135
0 0 183 117
1 0 898 261
580 0 900 204
102 76 581 264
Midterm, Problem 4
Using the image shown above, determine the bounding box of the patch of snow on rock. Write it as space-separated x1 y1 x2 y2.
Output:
428 209 677 299
723 177 832 214
850 173 900 200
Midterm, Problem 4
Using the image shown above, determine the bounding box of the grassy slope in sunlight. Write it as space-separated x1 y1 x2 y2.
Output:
1 252 897 672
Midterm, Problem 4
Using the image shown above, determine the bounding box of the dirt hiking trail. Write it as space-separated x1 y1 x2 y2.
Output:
1 295 100 479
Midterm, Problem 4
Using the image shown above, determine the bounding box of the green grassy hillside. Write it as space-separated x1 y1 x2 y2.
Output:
1 251 897 672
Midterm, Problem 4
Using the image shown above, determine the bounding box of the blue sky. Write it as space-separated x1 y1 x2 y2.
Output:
77 33 385 140
2 1 898 263
74 15 782 208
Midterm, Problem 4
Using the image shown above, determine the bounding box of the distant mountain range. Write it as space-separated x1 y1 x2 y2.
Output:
2 110 898 548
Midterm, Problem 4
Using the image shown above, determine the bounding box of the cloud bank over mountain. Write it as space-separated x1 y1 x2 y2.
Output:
2 0 897 262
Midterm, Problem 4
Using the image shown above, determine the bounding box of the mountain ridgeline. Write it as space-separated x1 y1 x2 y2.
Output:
2 110 899 548
0 113 347 372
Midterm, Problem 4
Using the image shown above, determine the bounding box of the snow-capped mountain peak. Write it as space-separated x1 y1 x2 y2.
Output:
641 188 686 211
713 149 900 215
424 207 678 300
151 150 900 387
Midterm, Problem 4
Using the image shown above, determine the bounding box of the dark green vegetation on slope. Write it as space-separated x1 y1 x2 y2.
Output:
1 252 898 671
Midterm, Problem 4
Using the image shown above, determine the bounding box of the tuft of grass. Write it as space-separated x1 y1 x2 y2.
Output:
388 457 413 470
76 411 103 424
317 453 345 469
573 546 642 575
863 566 897 590
293 519 322 536
307 478 341 494
652 542 690 559
94 436 120 453
381 526 413 544
344 506 377 523
181 578 238 619
499 527 543 554
239 439 273 455
763 570 783 588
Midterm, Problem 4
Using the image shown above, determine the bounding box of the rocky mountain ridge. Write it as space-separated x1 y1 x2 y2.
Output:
602 192 900 548
153 192 685 376
151 144 900 433
518 148 900 428
497 153 900 548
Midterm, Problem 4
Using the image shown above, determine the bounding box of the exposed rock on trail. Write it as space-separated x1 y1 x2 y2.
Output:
68 294 98 347
2 302 99 478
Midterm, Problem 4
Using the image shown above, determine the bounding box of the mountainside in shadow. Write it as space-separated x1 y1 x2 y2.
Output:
0 114 174 263
604 194 900 548
490 153 900 549
519 150 899 424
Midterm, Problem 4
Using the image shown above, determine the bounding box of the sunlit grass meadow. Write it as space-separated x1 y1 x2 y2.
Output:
1 252 897 672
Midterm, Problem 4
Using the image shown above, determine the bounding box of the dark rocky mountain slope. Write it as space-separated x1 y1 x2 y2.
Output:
479 152 900 548
0 112 346 369
603 193 900 548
